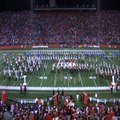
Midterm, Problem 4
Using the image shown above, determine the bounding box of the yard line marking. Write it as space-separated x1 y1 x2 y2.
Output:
67 70 70 87
27 73 34 86
39 72 45 87
54 69 57 87
0 78 7 86
40 64 45 87
0 71 3 75
36 62 42 87
13 80 18 86
40 76 44 87
78 69 83 87
89 72 97 87
40 62 47 87
0 52 12 85
102 49 120 68
85 57 97 87
96 50 109 85
12 80 16 86
93 78 97 87
101 49 116 85
91 58 97 87
105 78 109 85
101 60 110 85
77 59 83 87
109 56 120 68
0 54 10 76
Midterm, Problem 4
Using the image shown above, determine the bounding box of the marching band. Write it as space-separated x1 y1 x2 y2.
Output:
2 50 120 85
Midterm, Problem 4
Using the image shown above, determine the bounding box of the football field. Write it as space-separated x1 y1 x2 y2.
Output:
0 48 120 89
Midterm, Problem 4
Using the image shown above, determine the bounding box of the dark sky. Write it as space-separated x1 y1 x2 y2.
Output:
100 0 120 10
0 0 31 11
0 0 119 11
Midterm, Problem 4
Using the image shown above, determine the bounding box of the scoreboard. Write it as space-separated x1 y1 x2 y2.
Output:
34 0 97 10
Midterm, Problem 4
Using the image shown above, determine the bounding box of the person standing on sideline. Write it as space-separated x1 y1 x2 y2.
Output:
76 93 79 102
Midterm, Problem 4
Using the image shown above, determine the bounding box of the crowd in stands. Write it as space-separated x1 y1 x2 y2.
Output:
0 11 120 46
0 91 120 120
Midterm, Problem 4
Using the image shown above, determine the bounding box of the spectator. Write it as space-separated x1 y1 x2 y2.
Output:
3 105 13 120
0 11 120 46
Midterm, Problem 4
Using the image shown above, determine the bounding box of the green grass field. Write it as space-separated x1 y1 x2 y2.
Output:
0 48 120 100
0 48 120 87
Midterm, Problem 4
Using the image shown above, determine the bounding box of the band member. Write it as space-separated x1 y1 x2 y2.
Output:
52 63 56 73
115 82 118 91
20 83 22 93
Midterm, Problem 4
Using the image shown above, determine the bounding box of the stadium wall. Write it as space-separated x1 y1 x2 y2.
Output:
0 44 120 49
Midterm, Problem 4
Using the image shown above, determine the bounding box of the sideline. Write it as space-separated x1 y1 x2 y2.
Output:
0 86 119 91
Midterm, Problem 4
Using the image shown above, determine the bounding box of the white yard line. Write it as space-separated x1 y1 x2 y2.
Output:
27 74 34 86
109 56 120 68
90 73 97 87
76 59 83 87
101 60 110 85
0 52 12 85
101 49 120 68
95 49 112 86
54 70 57 87
93 78 97 87
13 81 17 86
0 70 3 75
40 62 47 87
78 69 83 87
0 78 7 86
105 78 110 85
89 72 97 87
40 77 44 87
85 57 97 87
101 49 116 85
67 71 70 87
13 80 18 86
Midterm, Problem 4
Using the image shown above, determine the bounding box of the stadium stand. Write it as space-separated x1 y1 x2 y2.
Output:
0 93 120 120
0 10 120 120
0 11 120 46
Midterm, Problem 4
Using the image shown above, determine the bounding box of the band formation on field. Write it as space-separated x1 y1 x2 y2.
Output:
0 49 120 90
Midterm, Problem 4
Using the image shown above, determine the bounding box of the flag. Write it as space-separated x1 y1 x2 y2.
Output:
27 52 31 57
40 54 43 60
2 90 6 103
83 92 89 106
112 51 115 56
64 90 66 97
35 52 38 57
57 51 60 56
53 93 58 106
5 52 8 58
54 96 57 106
38 98 41 105
21 52 24 56
94 51 96 55
119 51 120 56
101 53 104 58
89 51 92 56
81 51 85 56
